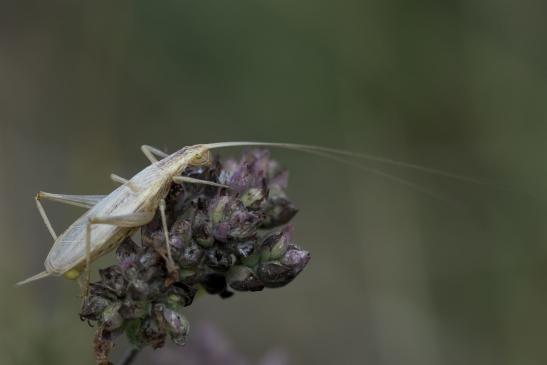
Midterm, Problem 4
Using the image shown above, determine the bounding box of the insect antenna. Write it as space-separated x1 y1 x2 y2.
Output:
205 141 489 185
296 147 458 205
204 141 491 204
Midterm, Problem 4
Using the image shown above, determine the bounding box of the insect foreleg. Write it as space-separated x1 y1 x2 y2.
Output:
172 176 230 189
141 145 168 164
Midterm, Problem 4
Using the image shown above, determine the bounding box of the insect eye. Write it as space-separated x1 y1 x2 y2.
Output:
190 150 211 166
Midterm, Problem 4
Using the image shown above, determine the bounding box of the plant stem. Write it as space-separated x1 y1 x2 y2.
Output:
117 348 140 365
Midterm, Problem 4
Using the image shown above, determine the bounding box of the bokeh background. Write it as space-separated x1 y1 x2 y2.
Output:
2 1 547 364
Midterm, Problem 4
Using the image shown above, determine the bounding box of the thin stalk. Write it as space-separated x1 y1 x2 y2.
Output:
117 348 140 365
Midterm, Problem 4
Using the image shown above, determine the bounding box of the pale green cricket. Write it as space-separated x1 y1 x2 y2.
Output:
17 141 482 287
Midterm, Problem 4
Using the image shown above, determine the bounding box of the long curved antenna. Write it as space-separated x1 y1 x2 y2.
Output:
205 141 488 185
300 148 459 205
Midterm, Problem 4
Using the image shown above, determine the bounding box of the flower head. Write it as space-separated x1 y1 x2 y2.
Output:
80 149 310 364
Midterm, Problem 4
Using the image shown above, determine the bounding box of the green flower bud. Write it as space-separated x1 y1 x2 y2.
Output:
196 235 214 248
227 266 264 292
210 196 232 225
241 187 266 209
241 253 260 268
165 283 197 307
260 231 289 261
102 302 123 331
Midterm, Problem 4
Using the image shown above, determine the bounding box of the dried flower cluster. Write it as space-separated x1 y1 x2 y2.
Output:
79 149 310 364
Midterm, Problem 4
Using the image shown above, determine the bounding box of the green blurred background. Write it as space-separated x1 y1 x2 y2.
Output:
2 1 547 364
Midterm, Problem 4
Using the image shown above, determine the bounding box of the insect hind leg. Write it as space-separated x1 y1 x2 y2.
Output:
81 211 155 296
35 193 58 241
35 191 107 242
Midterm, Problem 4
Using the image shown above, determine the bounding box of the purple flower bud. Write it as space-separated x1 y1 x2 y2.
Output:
217 159 239 185
256 261 296 288
99 267 126 297
161 306 190 346
246 149 270 179
268 168 289 189
266 159 285 183
221 149 275 191
178 241 204 267
227 210 260 240
281 245 311 272
256 245 310 288
256 262 293 288
169 235 184 250
138 249 162 268
227 266 264 292
212 222 230 242
210 196 261 241
116 238 139 270
260 190 298 229
224 152 264 191
169 218 192 247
